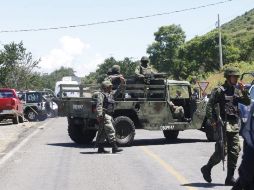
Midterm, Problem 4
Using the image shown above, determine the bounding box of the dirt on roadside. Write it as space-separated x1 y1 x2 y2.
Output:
0 120 35 153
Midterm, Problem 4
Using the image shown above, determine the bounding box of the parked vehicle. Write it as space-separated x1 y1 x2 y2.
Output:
18 91 48 121
0 88 24 124
55 76 81 98
57 75 208 146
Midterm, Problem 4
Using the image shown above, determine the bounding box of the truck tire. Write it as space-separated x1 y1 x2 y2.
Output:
114 116 135 146
26 110 37 121
68 123 96 144
12 115 19 124
163 130 179 140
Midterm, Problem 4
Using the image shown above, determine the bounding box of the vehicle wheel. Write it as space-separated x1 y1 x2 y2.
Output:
68 122 96 144
114 116 135 146
205 121 216 142
12 115 19 124
163 130 179 140
18 115 24 123
25 110 37 121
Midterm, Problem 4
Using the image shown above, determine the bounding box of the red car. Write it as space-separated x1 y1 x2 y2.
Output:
0 88 24 124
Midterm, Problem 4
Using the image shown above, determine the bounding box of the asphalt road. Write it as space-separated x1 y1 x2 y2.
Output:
0 117 241 190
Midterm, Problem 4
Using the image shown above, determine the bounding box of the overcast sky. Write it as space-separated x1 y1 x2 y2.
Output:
0 0 253 77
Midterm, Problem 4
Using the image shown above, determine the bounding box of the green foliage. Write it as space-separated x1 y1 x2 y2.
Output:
147 24 186 79
40 67 76 90
183 31 240 76
0 42 40 89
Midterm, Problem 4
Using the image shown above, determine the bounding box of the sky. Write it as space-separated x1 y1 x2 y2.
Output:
0 0 253 77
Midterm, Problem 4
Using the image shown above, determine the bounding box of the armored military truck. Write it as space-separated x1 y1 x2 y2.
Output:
58 76 209 146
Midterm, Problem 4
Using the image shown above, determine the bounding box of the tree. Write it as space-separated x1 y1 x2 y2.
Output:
0 42 40 89
147 24 186 79
41 67 76 90
183 31 240 77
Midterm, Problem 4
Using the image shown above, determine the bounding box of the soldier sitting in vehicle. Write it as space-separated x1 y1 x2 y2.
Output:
105 65 126 98
168 101 190 122
135 56 157 84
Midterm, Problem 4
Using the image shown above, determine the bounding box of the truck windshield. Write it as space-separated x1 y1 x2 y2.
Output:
169 85 189 99
0 91 14 98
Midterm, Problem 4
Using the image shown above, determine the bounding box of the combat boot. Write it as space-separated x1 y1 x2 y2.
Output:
225 168 236 186
111 141 123 153
201 165 212 183
98 144 110 154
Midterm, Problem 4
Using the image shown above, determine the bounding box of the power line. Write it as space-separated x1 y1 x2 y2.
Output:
0 0 234 33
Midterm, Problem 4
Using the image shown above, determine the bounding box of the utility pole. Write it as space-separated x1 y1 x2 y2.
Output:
218 14 223 69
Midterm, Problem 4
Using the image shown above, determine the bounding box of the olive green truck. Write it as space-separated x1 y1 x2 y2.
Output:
57 77 212 146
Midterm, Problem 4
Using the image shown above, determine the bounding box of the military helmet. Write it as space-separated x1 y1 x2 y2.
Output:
111 65 120 74
141 56 149 63
224 67 240 78
101 80 112 88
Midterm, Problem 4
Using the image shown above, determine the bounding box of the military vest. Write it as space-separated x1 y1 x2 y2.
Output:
102 92 115 115
218 85 239 121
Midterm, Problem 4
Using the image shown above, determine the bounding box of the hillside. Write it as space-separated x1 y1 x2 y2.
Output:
222 8 254 42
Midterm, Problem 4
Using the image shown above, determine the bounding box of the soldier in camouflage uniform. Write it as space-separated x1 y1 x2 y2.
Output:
135 56 155 78
201 67 250 186
105 65 125 90
105 65 125 98
96 80 123 154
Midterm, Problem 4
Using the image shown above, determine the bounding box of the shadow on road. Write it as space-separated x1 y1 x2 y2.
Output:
47 143 94 149
182 182 225 188
47 138 208 149
132 138 208 146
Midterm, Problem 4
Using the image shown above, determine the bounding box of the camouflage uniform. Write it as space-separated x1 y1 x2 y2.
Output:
169 101 185 119
96 80 123 153
105 65 125 98
135 56 154 80
201 67 250 186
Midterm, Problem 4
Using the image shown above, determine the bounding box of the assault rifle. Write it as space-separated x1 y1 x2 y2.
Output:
215 103 225 171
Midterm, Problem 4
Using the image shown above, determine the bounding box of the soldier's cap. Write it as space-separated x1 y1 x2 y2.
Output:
224 67 240 77
101 80 113 88
111 65 120 73
141 56 149 63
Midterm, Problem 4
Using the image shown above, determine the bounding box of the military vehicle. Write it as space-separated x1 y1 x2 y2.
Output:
57 75 210 146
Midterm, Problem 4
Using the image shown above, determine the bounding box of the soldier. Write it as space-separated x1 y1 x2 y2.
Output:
105 65 125 91
232 103 254 190
135 56 155 78
201 67 250 186
105 65 126 98
96 80 123 154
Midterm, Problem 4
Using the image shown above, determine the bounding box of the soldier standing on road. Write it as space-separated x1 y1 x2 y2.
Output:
232 103 254 190
96 80 123 154
201 67 250 186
